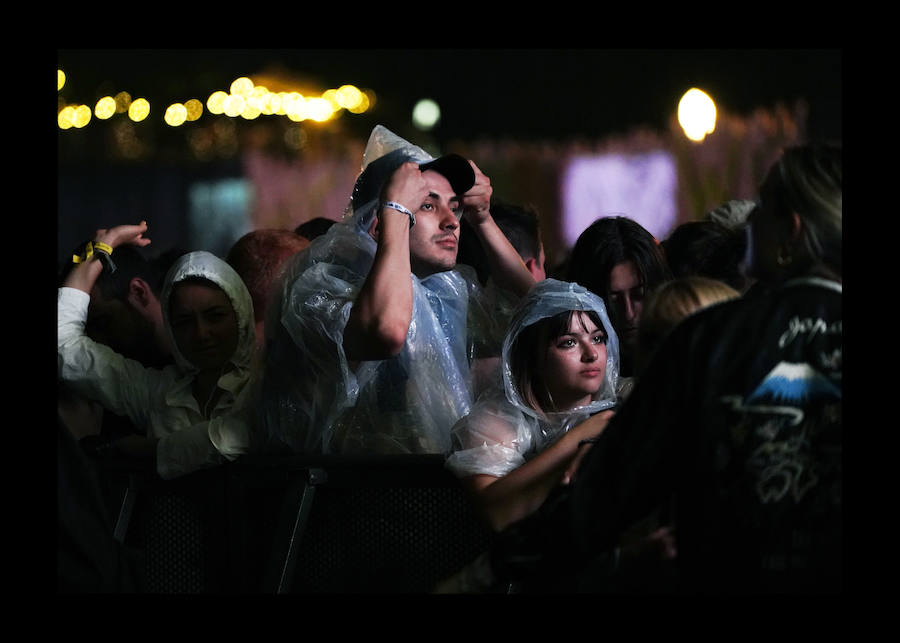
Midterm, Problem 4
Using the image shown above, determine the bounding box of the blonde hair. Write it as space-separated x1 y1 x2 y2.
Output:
637 276 739 372
764 143 842 277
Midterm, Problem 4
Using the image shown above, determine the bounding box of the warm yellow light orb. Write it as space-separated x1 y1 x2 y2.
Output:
678 88 717 142
240 103 261 120
165 103 188 126
248 85 270 112
321 89 340 110
223 94 246 117
95 96 117 120
207 91 228 114
336 84 364 110
305 97 334 122
58 69 66 91
72 104 92 128
230 77 254 96
58 105 76 129
265 92 284 115
348 91 371 114
283 93 307 121
184 99 203 121
114 91 132 113
128 98 150 122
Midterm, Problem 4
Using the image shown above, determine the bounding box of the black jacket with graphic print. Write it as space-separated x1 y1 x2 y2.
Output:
493 277 842 594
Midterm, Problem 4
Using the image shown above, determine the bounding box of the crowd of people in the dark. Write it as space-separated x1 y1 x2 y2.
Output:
58 124 842 594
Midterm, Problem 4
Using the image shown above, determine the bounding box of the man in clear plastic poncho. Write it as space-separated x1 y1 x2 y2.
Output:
253 126 536 455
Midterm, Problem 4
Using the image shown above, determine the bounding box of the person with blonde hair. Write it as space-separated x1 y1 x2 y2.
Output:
486 143 842 594
636 276 739 374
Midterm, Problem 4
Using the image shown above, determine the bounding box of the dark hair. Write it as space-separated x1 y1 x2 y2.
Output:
565 216 671 301
509 309 606 415
494 201 543 262
295 217 337 240
662 220 749 292
456 200 543 285
171 275 221 292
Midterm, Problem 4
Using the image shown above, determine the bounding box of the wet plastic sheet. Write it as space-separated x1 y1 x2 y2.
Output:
446 279 620 478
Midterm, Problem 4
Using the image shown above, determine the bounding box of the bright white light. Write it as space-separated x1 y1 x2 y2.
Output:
562 152 679 245
412 98 440 130
678 88 717 142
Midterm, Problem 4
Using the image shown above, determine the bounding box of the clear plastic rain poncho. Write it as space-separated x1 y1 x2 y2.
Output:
252 126 512 456
160 250 257 381
155 251 257 477
445 278 620 479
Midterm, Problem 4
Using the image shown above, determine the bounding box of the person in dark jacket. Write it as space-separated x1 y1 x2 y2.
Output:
492 142 842 594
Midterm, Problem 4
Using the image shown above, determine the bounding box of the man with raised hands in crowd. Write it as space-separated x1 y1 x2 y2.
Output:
252 125 535 457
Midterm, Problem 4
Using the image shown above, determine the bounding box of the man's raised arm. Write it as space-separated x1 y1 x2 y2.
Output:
462 161 535 297
343 162 429 361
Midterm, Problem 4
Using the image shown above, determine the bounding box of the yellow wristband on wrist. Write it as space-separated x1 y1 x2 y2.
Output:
72 241 94 264
72 241 116 273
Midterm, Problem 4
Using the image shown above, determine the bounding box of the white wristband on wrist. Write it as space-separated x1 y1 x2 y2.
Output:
382 201 416 227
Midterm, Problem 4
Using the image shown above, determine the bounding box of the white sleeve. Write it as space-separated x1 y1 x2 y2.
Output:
155 404 252 480
57 286 157 429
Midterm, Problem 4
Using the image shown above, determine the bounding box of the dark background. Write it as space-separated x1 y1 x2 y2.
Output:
57 48 842 145
57 48 842 268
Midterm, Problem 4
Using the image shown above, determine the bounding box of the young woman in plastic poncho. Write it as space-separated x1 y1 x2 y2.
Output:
445 279 621 533
58 222 256 479
486 144 842 594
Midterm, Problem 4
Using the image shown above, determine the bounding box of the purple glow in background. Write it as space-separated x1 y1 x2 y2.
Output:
561 151 678 246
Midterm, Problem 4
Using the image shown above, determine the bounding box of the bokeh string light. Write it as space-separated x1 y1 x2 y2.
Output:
57 70 374 131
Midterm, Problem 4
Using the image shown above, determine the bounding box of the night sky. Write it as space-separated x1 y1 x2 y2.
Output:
57 48 842 145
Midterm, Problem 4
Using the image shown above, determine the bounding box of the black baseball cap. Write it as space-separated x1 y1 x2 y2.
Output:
419 153 476 196
352 150 476 210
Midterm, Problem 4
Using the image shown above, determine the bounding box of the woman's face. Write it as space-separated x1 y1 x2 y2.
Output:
607 260 644 351
169 281 239 372
541 311 608 411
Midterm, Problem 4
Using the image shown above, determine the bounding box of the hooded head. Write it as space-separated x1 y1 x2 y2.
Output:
501 279 619 420
161 251 256 375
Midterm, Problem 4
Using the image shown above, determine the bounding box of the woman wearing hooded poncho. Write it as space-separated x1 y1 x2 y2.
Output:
445 279 620 533
58 222 256 479
478 144 841 594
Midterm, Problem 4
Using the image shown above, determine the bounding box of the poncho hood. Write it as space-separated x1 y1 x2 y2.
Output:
160 250 256 375
345 124 475 232
501 278 620 420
